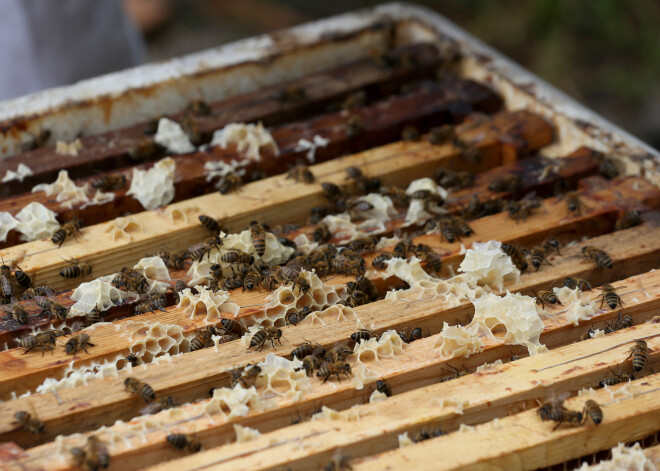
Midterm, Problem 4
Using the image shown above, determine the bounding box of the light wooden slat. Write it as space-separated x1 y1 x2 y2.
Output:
645 444 660 467
349 373 660 471
136 324 660 471
0 110 550 292
0 146 602 346
12 270 660 470
2 221 659 447
0 176 655 399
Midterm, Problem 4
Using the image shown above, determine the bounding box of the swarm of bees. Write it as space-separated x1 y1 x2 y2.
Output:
290 340 353 382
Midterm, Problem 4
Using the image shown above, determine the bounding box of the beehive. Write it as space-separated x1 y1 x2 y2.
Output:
0 4 659 471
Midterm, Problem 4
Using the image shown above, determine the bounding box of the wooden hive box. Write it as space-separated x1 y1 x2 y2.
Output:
0 3 658 470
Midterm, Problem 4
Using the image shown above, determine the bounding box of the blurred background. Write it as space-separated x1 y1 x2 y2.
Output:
126 0 660 149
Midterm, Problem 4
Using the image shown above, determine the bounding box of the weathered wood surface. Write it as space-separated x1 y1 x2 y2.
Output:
133 325 660 471
348 373 660 471
1 218 658 447
0 76 503 249
8 269 660 469
0 110 551 293
0 146 601 346
0 43 446 197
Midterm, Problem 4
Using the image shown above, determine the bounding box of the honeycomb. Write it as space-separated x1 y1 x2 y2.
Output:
403 177 449 226
351 193 397 234
210 122 279 161
80 189 115 209
352 330 408 389
322 213 361 241
154 117 195 154
32 170 91 209
551 286 598 326
293 134 329 163
471 292 547 355
234 424 262 443
14 201 61 241
133 256 171 294
55 138 83 156
311 406 341 421
177 285 240 322
0 211 18 242
433 322 485 358
104 217 142 242
123 321 189 364
256 353 311 401
578 443 654 471
204 160 245 182
187 229 295 286
127 157 176 210
36 353 124 395
398 432 413 448
293 233 319 254
429 396 470 415
69 276 136 317
458 240 521 291
2 162 33 183
241 269 342 328
162 205 197 225
204 385 263 418
475 359 503 373
369 390 389 403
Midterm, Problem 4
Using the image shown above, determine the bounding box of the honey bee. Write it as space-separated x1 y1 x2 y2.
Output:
1 261 14 298
323 451 352 471
217 172 242 194
593 152 622 180
221 249 254 267
340 90 366 111
376 379 392 397
86 436 110 470
273 86 306 102
65 333 95 355
21 129 51 151
222 275 243 290
190 328 214 351
542 236 561 255
249 327 283 350
112 268 149 294
156 247 188 270
347 235 378 254
451 215 474 238
299 355 320 376
317 361 352 383
436 218 460 243
310 222 331 243
343 289 370 308
379 186 410 207
60 257 92 279
401 125 419 142
19 332 56 355
186 99 212 116
181 114 203 146
286 164 315 183
13 410 44 434
189 237 223 262
331 258 365 276
627 340 650 372
409 428 444 443
563 277 592 291
129 138 159 160
198 215 222 234
422 252 442 275
615 210 642 231
291 342 325 360
347 275 378 301
326 342 353 363
537 393 583 431
350 329 378 344
371 253 392 269
345 115 364 137
530 247 552 271
559 191 584 215
4 302 28 324
124 377 156 403
230 364 261 388
506 194 541 222
86 308 102 325
37 298 68 321
134 294 168 315
582 400 603 425
596 284 624 310
397 327 424 343
91 174 127 191
605 311 633 333
220 318 246 336
167 434 201 453
125 353 140 367
500 243 528 272
435 168 474 189
321 182 343 201
52 219 83 247
535 290 561 309
429 124 455 145
582 246 613 269
599 367 635 387
249 221 267 257
20 285 55 300
489 173 522 192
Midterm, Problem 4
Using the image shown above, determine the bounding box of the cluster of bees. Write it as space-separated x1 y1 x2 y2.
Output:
537 338 651 431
